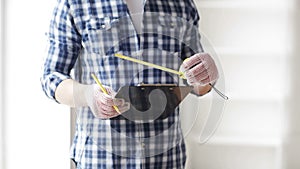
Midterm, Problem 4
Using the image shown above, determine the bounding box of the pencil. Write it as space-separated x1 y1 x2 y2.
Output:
91 73 121 113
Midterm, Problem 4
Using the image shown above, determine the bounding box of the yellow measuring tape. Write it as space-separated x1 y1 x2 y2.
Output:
115 53 186 79
114 53 229 100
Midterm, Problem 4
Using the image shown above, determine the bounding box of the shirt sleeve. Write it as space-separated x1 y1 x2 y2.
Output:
181 0 204 60
40 0 82 102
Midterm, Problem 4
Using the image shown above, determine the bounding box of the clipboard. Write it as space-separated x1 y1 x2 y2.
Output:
115 84 193 120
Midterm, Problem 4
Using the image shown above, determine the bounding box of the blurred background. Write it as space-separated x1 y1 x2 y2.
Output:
0 0 299 168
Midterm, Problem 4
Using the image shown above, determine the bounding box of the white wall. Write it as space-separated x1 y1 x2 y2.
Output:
2 0 71 168
281 0 300 168
1 0 4 167
184 0 294 169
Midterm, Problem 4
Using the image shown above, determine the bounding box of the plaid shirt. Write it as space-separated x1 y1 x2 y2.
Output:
41 0 203 168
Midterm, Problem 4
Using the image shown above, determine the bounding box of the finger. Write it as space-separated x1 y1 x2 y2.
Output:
98 102 130 118
195 76 209 85
96 92 115 105
113 98 125 106
118 102 130 113
185 69 209 85
200 76 212 85
97 101 116 113
185 62 207 79
182 54 203 70
97 107 125 119
191 68 209 82
104 86 116 96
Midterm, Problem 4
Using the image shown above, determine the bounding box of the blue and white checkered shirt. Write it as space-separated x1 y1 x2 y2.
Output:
41 0 203 168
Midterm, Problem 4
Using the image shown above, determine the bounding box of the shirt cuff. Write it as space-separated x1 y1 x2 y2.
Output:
41 72 71 103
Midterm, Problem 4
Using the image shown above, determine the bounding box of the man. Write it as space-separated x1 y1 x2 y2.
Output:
41 0 218 168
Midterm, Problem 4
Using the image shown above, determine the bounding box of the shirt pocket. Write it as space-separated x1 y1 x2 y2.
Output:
83 16 137 57
81 16 140 88
156 16 185 53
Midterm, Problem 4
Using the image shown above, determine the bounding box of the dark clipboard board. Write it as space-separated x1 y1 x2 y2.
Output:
115 85 193 120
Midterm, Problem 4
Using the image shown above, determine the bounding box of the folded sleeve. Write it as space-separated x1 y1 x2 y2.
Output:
40 0 82 102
